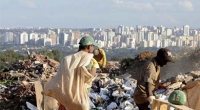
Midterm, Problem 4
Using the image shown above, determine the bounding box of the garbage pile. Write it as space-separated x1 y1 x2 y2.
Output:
0 81 35 110
0 52 59 81
90 73 138 110
1 50 200 110
0 51 59 110
162 71 200 89
89 71 200 110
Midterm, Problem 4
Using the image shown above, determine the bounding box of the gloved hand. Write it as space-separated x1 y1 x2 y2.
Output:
148 96 155 105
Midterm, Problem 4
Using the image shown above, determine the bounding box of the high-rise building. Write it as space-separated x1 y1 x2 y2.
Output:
162 39 169 47
113 35 121 45
67 32 75 46
19 32 28 44
158 25 165 35
191 30 198 36
107 30 115 47
155 40 161 48
29 33 39 40
3 32 14 43
136 25 142 32
73 30 80 39
43 38 52 46
55 28 60 35
140 40 148 47
59 33 69 46
145 32 154 41
152 33 158 41
135 31 145 43
124 27 130 35
148 40 154 47
166 28 173 36
194 34 200 46
100 31 107 41
39 34 47 39
118 25 124 35
28 33 39 45
130 40 136 49
183 25 189 36
48 34 57 46
176 39 183 47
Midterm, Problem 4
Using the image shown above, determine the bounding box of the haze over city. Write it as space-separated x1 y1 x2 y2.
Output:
0 0 200 28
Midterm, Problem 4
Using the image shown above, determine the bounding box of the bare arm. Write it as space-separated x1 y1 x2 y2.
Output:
90 67 97 77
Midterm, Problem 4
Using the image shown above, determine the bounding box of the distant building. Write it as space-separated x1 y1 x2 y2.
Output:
59 33 68 46
55 28 60 35
130 39 136 49
166 28 173 36
73 30 80 39
162 39 169 47
48 34 57 46
183 25 189 36
155 40 161 48
29 33 38 40
118 25 124 35
148 40 154 47
140 40 148 47
42 38 52 46
68 32 75 46
19 32 28 44
169 41 176 47
107 30 115 47
3 32 14 43
176 39 183 47
28 33 39 45
135 31 145 43
158 25 165 35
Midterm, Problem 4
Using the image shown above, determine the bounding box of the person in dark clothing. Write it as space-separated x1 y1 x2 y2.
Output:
133 48 174 110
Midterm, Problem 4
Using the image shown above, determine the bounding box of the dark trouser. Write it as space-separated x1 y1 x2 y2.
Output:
136 102 150 110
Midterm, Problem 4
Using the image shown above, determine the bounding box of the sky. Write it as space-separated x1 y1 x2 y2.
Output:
0 0 200 28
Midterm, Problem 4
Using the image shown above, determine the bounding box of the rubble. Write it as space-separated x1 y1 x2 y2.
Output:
0 81 36 110
0 51 59 110
90 73 137 110
0 50 199 110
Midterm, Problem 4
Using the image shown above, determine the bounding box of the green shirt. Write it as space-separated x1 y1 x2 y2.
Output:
85 58 100 69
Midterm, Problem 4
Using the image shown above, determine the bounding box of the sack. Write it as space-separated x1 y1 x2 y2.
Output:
43 51 94 110
168 90 186 105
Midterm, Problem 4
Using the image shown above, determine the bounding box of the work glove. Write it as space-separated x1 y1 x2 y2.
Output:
148 96 155 105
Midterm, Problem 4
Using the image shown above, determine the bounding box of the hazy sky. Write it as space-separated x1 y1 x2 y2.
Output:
0 0 199 28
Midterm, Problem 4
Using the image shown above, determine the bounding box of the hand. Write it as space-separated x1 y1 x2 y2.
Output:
148 96 155 105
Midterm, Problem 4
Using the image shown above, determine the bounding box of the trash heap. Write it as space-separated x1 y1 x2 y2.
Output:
162 71 200 90
90 73 138 110
0 81 35 110
1 50 200 110
0 51 59 110
89 70 200 110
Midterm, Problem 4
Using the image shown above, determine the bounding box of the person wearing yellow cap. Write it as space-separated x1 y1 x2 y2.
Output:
93 48 107 72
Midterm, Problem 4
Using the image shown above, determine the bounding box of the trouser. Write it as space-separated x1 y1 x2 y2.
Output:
136 102 150 110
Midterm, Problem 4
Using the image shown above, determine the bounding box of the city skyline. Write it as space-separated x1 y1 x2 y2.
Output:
0 0 200 28
1 24 199 49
